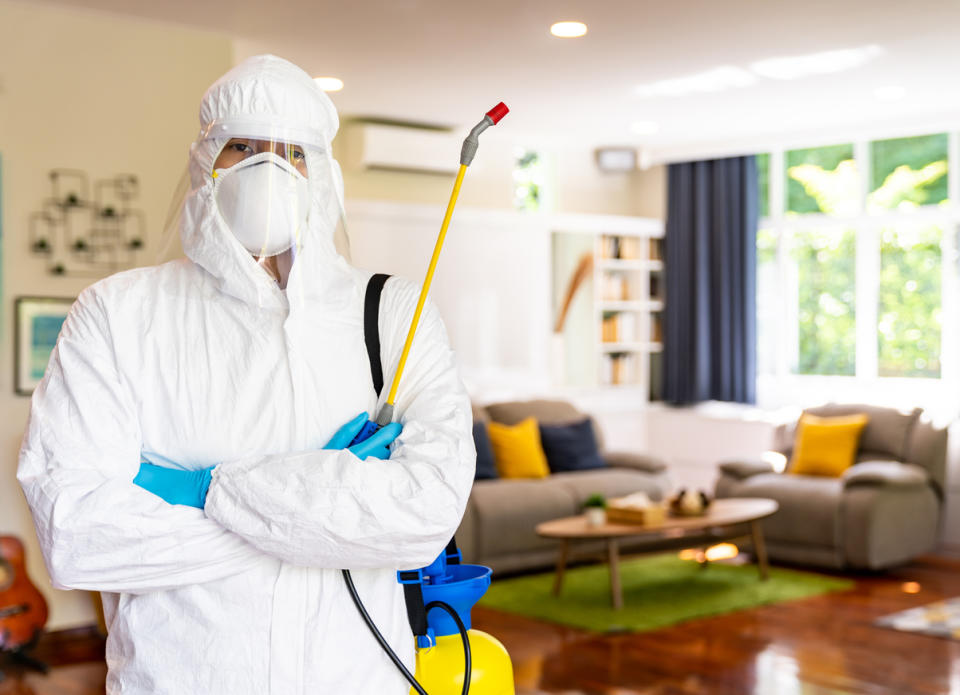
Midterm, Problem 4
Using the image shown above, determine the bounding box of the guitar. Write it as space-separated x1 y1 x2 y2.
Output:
0 536 49 652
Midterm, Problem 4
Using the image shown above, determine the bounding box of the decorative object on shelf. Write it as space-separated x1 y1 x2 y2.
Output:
554 252 593 334
582 493 607 526
28 169 146 276
549 218 664 391
606 492 667 525
668 489 712 517
14 296 73 396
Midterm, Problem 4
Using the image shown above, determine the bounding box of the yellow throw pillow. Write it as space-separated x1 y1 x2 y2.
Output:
486 417 550 479
789 413 869 477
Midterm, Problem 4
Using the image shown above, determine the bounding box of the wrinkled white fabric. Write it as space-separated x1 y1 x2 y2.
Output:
17 55 475 694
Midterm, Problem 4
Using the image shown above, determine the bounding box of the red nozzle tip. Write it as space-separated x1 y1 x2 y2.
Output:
486 102 509 124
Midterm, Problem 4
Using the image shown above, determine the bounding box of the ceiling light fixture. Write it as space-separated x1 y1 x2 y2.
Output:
874 85 906 101
749 45 883 81
631 121 660 136
550 21 587 38
314 76 344 92
635 66 755 98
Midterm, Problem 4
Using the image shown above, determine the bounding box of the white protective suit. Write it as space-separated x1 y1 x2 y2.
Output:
17 55 475 694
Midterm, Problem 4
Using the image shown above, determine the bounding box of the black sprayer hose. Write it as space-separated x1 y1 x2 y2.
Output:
425 600 472 695
342 569 428 695
342 570 473 695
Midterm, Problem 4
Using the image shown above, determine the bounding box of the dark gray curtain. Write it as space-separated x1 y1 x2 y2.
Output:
662 155 758 405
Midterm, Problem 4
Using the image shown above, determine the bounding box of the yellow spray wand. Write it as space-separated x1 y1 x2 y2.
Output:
341 103 513 695
369 102 509 429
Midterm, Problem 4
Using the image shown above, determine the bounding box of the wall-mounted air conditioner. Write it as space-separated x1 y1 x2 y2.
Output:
359 123 461 175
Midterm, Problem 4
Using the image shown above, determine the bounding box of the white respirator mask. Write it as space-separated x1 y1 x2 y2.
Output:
213 151 310 258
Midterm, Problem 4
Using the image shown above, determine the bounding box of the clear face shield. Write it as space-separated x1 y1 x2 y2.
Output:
160 118 350 288
212 138 310 287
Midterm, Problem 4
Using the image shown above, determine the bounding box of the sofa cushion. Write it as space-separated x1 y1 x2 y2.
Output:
802 404 921 461
538 418 606 473
483 399 606 451
842 461 929 488
486 417 550 479
472 422 498 480
485 399 581 425
719 460 776 480
551 468 666 506
789 413 868 477
717 473 844 548
468 478 579 558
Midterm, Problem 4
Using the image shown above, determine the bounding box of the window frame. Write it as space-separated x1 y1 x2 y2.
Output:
756 133 960 410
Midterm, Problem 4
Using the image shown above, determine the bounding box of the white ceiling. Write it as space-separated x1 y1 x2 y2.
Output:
34 0 960 162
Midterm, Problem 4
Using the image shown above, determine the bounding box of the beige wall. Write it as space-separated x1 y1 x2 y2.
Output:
0 0 234 629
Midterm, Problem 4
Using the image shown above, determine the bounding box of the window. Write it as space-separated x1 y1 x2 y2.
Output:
513 149 543 212
791 226 857 376
756 133 959 406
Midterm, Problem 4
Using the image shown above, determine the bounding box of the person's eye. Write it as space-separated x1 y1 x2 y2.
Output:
291 148 305 161
231 142 253 154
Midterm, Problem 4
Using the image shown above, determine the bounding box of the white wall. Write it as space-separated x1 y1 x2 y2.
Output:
0 0 234 630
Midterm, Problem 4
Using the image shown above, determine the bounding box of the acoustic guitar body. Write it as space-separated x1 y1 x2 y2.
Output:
0 536 49 652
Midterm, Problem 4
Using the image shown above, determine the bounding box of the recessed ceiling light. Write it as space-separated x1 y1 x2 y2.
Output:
874 85 906 101
631 121 660 136
314 77 344 92
550 21 587 38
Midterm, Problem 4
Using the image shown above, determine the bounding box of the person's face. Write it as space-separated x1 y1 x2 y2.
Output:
214 138 309 177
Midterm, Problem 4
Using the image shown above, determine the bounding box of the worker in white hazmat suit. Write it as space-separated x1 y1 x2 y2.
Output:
17 54 475 694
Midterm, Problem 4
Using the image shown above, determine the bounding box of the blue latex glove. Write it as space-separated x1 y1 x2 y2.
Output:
324 412 403 460
134 461 216 509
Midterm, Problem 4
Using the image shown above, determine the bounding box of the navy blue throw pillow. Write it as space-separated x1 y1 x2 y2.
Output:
538 418 606 473
473 422 498 480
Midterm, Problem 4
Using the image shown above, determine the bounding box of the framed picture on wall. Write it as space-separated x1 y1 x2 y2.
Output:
15 296 74 396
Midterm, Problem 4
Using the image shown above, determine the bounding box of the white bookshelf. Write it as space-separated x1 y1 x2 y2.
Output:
594 226 665 392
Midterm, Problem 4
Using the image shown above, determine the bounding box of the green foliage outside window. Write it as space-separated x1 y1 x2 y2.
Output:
786 144 856 214
756 153 770 218
869 134 948 211
878 227 942 378
792 229 857 375
513 149 542 212
774 135 948 378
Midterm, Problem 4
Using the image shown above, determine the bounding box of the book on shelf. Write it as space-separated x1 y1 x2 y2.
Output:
601 273 631 301
599 235 640 260
601 312 637 343
601 352 638 385
649 274 662 300
649 238 663 261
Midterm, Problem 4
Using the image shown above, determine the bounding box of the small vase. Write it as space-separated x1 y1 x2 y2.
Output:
585 507 606 527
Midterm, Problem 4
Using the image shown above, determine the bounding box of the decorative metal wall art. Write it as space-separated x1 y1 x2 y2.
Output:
29 169 145 276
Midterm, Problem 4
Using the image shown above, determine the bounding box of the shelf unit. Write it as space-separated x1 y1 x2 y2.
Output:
595 228 665 390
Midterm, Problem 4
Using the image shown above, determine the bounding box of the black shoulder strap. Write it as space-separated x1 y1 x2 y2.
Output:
363 273 391 397
362 272 461 642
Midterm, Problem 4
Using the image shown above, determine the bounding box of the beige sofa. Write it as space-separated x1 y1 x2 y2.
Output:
715 404 948 570
455 399 670 574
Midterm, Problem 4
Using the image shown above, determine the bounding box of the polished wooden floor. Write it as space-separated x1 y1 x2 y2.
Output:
2 555 959 694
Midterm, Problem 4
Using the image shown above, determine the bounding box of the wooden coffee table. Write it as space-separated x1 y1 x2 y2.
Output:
535 497 779 609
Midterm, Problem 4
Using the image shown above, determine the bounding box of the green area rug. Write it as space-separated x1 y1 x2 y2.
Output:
479 553 854 633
